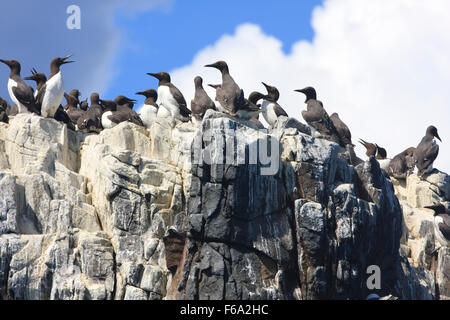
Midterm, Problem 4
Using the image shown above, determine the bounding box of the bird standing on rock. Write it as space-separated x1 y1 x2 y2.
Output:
0 59 39 114
113 96 144 127
190 76 216 124
37 55 74 118
77 93 103 133
64 92 85 126
295 87 340 144
147 72 191 122
260 82 288 128
330 113 353 147
136 89 159 129
414 126 442 177
204 61 246 116
424 204 450 248
388 147 416 179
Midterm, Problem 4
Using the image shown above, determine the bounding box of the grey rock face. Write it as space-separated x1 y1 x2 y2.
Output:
0 112 447 300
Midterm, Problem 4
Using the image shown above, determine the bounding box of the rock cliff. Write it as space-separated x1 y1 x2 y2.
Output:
0 112 448 300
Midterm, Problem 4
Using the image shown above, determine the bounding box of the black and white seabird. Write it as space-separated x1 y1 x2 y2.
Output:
232 92 262 121
414 126 442 177
99 99 118 129
147 72 191 122
136 89 159 129
204 61 246 115
295 87 339 144
388 147 416 179
0 59 39 114
37 55 74 118
64 92 85 125
112 96 144 127
24 68 47 98
358 139 387 159
424 204 450 247
0 96 9 123
329 113 353 147
260 82 288 128
190 76 216 123
77 93 103 133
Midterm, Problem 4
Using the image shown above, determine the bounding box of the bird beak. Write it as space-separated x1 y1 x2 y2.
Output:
294 89 305 93
0 59 9 66
24 76 34 81
147 73 160 80
204 63 217 69
436 134 442 142
62 54 75 64
262 82 270 90
136 92 143 96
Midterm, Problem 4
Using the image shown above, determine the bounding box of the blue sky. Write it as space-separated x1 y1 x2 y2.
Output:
108 0 323 99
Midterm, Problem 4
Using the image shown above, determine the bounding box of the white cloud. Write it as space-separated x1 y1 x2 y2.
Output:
170 0 450 173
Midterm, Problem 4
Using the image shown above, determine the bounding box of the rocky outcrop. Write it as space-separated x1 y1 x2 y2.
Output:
0 112 447 300
392 172 450 300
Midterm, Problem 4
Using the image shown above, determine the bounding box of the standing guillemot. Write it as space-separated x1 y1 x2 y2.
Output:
233 92 263 121
39 55 74 118
260 82 288 128
113 96 144 127
424 204 450 247
204 61 246 115
388 147 416 179
136 89 159 129
147 72 191 122
414 126 442 177
359 139 390 170
295 87 340 144
64 92 85 125
0 59 39 114
191 76 216 123
99 99 118 129
77 93 103 133
24 68 46 98
329 113 353 147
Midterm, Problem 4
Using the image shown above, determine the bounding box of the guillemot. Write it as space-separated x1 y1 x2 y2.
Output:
414 126 442 177
388 147 416 179
39 55 74 118
136 89 159 129
147 72 191 122
424 204 450 247
208 84 227 113
190 76 216 123
204 61 246 116
112 96 144 126
77 93 103 133
64 92 85 125
295 87 339 144
260 82 288 128
329 113 353 147
0 59 39 114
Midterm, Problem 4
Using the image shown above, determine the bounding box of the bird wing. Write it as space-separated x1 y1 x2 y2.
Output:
419 144 439 170
274 104 288 118
388 156 406 176
12 84 38 113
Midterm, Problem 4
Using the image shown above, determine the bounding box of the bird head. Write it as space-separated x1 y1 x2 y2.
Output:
51 55 75 67
147 72 171 83
0 59 21 74
248 92 266 106
262 82 280 102
426 126 442 142
204 61 229 73
294 87 317 103
90 93 100 104
136 89 158 100
194 76 203 88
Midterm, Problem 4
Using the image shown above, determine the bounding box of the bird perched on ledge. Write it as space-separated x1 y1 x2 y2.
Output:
204 60 246 116
190 76 216 124
388 147 416 179
414 126 442 177
424 204 450 248
147 72 191 122
260 82 288 128
136 89 159 129
295 87 340 144
38 55 74 118
0 59 39 114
